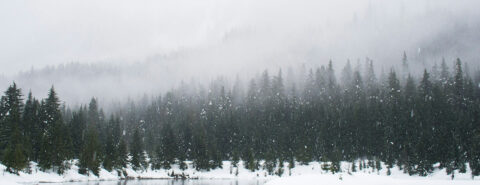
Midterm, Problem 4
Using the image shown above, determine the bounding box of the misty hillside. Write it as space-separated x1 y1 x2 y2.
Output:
3 15 480 105
1 56 480 179
3 1 480 185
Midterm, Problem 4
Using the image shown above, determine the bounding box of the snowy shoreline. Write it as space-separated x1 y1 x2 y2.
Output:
2 160 479 185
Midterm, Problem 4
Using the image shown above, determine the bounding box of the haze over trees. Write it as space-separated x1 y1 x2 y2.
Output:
0 56 479 179
3 1 480 106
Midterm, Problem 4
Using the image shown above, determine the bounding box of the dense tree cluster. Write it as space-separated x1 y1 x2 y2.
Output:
0 56 479 178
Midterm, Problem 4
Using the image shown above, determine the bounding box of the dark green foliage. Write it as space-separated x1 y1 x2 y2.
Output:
152 123 178 170
160 123 177 169
1 55 480 178
2 127 28 174
231 149 240 167
79 124 100 176
117 138 128 169
130 128 146 171
0 83 29 173
470 130 480 178
192 125 210 171
351 160 357 172
103 115 118 171
78 98 101 176
0 84 23 152
22 92 39 162
264 149 276 175
375 160 382 172
51 118 73 174
331 160 341 174
243 148 259 172
37 87 71 174
69 109 86 160
276 160 284 176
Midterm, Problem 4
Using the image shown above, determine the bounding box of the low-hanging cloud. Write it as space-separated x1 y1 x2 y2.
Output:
1 0 479 105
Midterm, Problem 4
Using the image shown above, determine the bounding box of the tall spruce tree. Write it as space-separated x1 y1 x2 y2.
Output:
78 98 101 176
22 92 39 161
117 137 128 169
130 128 146 170
0 83 28 174
415 70 434 175
69 107 87 159
159 123 177 169
37 87 71 173
103 115 117 171
384 69 401 170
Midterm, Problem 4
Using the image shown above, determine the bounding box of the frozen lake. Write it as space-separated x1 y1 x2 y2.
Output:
48 179 268 185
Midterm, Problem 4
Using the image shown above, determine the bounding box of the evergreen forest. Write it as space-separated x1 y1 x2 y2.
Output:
1 56 480 179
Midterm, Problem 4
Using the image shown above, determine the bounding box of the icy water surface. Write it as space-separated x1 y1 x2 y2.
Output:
52 179 267 185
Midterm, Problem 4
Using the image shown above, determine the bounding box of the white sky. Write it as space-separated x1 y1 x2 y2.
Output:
0 0 379 75
1 0 480 104
0 0 479 75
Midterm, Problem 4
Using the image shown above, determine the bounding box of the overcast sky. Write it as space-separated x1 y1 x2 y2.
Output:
1 0 480 104
3 0 478 76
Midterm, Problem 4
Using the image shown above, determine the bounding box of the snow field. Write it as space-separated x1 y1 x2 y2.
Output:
1 160 478 184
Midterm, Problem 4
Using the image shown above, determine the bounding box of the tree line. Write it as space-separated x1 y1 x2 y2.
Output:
0 56 479 178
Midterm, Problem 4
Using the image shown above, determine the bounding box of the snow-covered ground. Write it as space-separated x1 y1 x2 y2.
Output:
1 160 478 185
1 160 274 184
265 174 479 185
267 162 480 185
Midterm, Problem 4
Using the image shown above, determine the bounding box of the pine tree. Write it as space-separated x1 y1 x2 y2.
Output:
159 123 177 169
401 51 409 82
79 123 101 176
44 87 72 173
342 60 353 88
178 122 192 171
399 74 416 174
78 98 101 176
384 69 401 168
0 84 23 154
103 115 117 171
264 148 276 175
244 148 258 172
440 58 450 87
36 87 72 173
130 128 146 171
2 127 28 174
69 108 87 159
452 58 468 173
21 92 37 161
111 116 124 170
414 70 435 175
471 130 480 177
192 125 210 170
0 83 29 173
231 148 240 168
453 59 465 108
116 138 128 169
51 118 72 174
